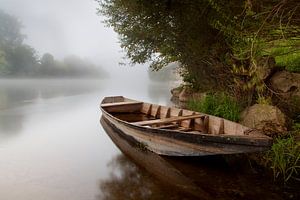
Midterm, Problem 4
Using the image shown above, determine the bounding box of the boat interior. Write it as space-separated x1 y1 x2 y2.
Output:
101 96 251 136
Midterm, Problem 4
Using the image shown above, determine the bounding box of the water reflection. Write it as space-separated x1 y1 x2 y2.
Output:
0 79 102 109
100 117 290 200
0 79 103 138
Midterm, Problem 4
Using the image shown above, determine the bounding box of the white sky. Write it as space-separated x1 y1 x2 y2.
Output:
0 0 149 79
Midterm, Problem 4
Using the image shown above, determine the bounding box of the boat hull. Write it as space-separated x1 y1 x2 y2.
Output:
101 110 271 156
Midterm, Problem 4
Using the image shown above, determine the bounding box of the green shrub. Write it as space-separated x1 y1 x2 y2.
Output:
269 40 300 72
187 92 241 122
276 54 300 72
267 136 300 183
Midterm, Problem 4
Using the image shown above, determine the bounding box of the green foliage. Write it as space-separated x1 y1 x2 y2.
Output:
98 0 231 90
187 92 241 122
0 10 38 76
268 39 300 72
267 136 300 183
257 95 272 105
293 123 300 131
98 0 300 96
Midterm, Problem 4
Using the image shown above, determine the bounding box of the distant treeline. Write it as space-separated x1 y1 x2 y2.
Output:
0 10 107 78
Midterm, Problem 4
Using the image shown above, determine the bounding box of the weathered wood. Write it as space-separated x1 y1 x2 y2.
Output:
141 103 152 115
100 96 273 156
203 116 209 133
159 107 170 119
219 119 224 134
132 114 205 126
154 124 178 129
181 110 195 128
175 127 192 132
170 108 183 117
101 101 143 113
101 101 142 107
101 96 124 104
150 104 161 118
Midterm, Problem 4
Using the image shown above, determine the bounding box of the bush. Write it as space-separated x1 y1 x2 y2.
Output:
187 92 241 122
270 40 300 73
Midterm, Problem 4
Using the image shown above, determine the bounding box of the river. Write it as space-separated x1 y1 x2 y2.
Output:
0 79 297 200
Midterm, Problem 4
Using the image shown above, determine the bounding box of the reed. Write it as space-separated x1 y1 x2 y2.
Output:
266 135 300 183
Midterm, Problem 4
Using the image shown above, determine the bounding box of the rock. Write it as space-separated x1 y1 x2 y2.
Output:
269 71 300 118
270 71 300 93
240 104 288 137
179 87 191 102
178 87 207 102
170 87 182 98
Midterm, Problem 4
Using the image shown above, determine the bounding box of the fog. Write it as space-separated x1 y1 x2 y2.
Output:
0 0 149 80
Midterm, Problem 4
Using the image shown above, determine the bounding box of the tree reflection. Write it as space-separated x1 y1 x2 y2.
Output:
0 79 102 138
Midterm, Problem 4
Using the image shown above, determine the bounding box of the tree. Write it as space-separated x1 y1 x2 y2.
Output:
0 10 24 48
5 44 38 75
0 49 8 74
98 0 300 94
40 53 56 76
0 10 38 76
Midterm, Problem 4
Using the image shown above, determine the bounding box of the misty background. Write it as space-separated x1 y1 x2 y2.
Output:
0 0 159 80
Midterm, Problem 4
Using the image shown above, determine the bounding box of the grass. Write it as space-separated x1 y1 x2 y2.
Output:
266 135 300 183
266 123 300 183
268 39 300 72
187 92 241 122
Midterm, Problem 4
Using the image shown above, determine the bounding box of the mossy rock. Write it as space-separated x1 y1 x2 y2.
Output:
241 104 288 137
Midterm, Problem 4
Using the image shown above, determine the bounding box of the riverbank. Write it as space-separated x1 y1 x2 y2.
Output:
170 69 300 187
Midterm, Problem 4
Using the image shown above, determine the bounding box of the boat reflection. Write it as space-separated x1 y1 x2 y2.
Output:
100 117 285 200
100 116 207 199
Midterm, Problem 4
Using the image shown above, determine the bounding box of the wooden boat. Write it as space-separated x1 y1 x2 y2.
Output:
100 96 272 156
100 117 210 199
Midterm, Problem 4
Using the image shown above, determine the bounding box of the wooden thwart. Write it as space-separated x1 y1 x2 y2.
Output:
101 101 142 108
154 124 178 129
132 114 205 126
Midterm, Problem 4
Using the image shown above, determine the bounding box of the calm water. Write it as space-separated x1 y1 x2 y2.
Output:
0 79 297 200
0 79 174 200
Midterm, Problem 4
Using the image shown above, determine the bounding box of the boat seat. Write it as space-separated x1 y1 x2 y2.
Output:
101 101 143 113
131 114 205 126
153 124 178 129
101 101 143 107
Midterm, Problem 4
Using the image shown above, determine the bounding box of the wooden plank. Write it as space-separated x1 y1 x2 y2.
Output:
219 118 224 134
102 96 124 104
203 116 209 134
150 104 160 118
170 108 183 117
181 110 195 128
132 114 205 126
154 124 178 129
102 101 143 113
141 103 152 114
175 127 192 132
159 107 170 119
101 101 142 108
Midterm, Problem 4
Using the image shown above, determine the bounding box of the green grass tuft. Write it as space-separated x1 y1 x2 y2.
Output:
269 39 300 72
266 136 300 183
187 92 241 122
